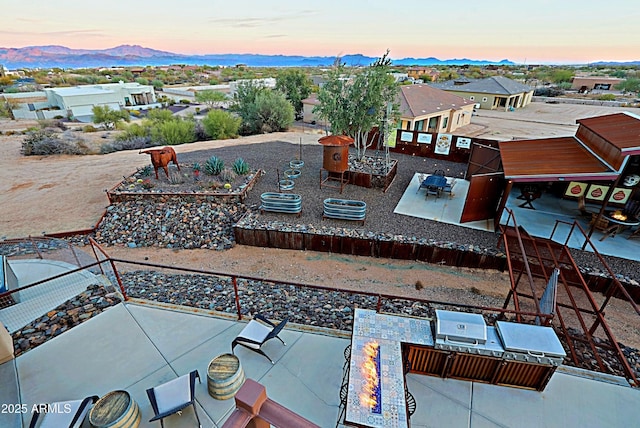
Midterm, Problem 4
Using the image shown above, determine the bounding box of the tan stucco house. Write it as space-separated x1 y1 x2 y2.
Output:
430 76 533 111
396 84 475 133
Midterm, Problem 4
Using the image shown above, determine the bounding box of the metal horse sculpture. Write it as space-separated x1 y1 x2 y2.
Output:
140 147 181 179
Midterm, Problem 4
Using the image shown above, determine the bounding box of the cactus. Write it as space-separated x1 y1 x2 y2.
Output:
204 156 224 175
232 157 249 175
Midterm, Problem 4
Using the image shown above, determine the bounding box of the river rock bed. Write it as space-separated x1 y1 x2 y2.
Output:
93 199 246 250
11 284 122 357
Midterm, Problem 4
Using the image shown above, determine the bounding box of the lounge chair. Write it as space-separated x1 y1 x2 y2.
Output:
232 314 288 364
29 396 98 428
146 370 202 428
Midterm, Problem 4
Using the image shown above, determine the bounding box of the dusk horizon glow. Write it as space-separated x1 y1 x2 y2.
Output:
3 0 639 65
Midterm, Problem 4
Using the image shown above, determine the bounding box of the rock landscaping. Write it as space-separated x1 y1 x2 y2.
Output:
11 284 122 357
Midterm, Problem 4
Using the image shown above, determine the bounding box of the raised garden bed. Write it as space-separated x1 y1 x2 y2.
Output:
347 155 397 192
107 166 262 204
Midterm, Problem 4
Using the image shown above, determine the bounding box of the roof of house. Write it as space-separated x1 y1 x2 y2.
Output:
396 85 474 118
46 86 115 97
430 76 532 95
576 112 640 155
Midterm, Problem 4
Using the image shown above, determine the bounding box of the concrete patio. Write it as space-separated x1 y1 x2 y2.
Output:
1 302 639 428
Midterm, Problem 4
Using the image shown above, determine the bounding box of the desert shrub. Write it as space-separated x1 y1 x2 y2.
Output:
130 110 141 117
220 168 236 183
180 99 192 104
204 156 224 175
534 87 564 97
151 119 196 145
116 123 150 141
83 125 98 133
53 115 65 120
194 120 208 141
597 94 616 101
100 136 153 154
147 109 174 123
37 119 67 131
168 171 186 184
21 130 87 156
202 110 241 140
232 158 249 175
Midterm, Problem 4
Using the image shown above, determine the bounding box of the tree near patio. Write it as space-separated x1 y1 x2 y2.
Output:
314 51 399 160
91 105 130 130
275 69 312 115
615 78 640 94
195 89 227 109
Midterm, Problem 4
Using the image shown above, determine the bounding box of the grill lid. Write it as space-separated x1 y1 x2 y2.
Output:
496 321 566 358
435 310 487 344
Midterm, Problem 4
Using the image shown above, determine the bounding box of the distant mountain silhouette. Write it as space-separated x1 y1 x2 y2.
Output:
590 60 640 66
0 44 515 69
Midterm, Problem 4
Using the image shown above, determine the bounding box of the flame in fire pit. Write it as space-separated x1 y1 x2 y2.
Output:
359 341 381 413
612 210 628 222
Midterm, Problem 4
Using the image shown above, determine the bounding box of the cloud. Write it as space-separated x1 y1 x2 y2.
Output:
263 34 287 39
208 10 317 28
0 29 106 38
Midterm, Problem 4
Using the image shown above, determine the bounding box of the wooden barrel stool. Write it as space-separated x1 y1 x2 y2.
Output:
207 353 245 400
89 390 140 428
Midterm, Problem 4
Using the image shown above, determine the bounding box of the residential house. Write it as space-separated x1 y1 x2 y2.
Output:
571 76 624 92
301 84 474 133
406 67 439 82
300 93 329 127
396 84 475 133
44 82 159 121
430 76 533 110
5 82 160 121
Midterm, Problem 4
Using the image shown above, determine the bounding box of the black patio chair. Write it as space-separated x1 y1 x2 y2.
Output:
232 314 288 364
29 395 98 428
146 370 202 428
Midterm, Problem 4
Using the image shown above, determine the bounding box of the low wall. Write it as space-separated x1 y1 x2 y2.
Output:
106 171 261 204
234 218 508 271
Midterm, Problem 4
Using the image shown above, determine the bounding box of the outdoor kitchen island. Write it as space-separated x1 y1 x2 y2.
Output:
343 308 567 427
344 308 433 427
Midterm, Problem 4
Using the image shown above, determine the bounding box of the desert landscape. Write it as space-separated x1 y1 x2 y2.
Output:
2 102 640 353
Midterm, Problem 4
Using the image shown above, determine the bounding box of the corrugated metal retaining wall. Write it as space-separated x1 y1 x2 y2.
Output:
233 226 508 271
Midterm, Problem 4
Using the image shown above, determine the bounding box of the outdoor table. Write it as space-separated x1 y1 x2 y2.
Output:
517 185 542 209
601 211 640 240
422 175 447 199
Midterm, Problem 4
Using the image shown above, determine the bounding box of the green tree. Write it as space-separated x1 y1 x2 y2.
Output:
314 51 399 160
252 91 295 133
135 77 150 86
151 79 164 90
615 78 640 94
231 81 294 134
195 90 227 109
202 109 241 140
91 105 130 130
275 69 312 115
550 69 574 84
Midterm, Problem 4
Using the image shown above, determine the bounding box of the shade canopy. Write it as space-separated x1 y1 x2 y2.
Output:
499 137 618 182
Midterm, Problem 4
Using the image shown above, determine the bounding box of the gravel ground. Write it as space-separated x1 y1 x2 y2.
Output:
170 140 640 283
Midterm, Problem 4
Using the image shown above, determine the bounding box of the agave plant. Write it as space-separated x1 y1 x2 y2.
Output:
204 156 224 175
232 157 249 175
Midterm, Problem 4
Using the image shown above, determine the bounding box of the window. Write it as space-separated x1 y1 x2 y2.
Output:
482 97 488 102
442 117 448 129
469 96 475 101
414 120 424 131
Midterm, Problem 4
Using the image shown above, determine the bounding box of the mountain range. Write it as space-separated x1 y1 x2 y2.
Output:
0 44 517 69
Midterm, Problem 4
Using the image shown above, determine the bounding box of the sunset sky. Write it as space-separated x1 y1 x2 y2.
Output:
3 0 638 64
